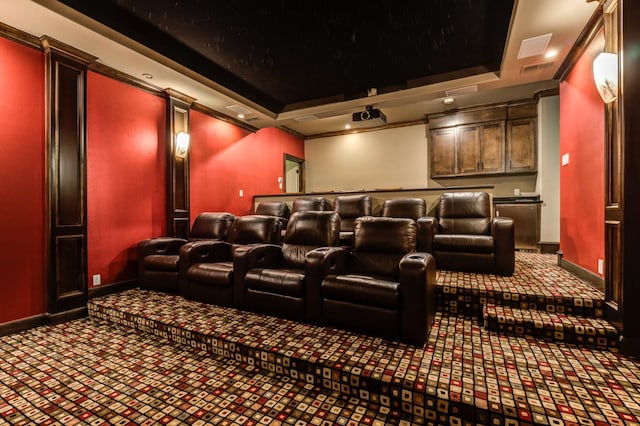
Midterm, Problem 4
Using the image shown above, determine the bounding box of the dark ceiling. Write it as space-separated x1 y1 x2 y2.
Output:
58 0 515 113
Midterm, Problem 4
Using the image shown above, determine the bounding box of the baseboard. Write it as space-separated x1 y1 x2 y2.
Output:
0 314 46 337
558 254 605 292
538 241 560 254
0 280 138 337
46 306 88 326
89 279 138 299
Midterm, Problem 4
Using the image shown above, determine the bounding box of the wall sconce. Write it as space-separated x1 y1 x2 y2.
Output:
175 131 190 158
593 52 618 103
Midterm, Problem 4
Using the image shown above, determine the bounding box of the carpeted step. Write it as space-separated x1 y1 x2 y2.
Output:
482 303 620 350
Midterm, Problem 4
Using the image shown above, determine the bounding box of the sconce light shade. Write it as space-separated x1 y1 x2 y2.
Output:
175 131 190 158
593 52 618 103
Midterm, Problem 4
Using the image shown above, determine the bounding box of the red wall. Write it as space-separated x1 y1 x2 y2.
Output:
559 30 605 276
190 111 304 220
0 38 46 323
87 72 166 287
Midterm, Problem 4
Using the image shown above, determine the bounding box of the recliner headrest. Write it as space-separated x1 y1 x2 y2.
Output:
228 215 281 245
291 197 331 213
382 198 426 220
354 216 416 254
437 192 490 219
284 211 340 246
255 201 290 219
190 212 236 240
333 194 372 218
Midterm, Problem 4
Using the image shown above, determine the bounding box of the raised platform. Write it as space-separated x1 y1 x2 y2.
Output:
88 253 640 425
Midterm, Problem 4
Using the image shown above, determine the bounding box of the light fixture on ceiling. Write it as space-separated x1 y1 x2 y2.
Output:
544 49 558 59
225 104 252 118
345 124 351 130
593 52 618 103
443 97 455 105
175 131 190 158
142 73 153 79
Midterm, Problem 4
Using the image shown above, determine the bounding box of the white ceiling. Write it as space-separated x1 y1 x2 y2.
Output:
1 0 599 137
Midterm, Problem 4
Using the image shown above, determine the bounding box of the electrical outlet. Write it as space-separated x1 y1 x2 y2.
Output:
239 189 243 197
92 274 101 286
562 153 570 166
597 259 604 274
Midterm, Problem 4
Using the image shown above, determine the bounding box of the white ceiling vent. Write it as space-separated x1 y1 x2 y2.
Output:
517 33 552 59
225 104 252 115
445 85 478 97
293 115 319 122
521 61 555 74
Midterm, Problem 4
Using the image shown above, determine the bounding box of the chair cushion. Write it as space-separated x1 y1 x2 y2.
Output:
144 254 179 272
433 234 494 253
186 262 233 287
255 201 290 218
382 198 426 220
437 192 491 235
190 212 235 240
244 268 305 297
322 274 399 310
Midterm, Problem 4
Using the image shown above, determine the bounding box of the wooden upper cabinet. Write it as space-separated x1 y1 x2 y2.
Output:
429 101 536 178
506 118 537 173
430 127 456 177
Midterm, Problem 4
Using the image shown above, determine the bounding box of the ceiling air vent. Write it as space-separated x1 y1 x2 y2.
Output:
521 61 555 74
293 115 319 122
517 34 552 59
225 104 252 115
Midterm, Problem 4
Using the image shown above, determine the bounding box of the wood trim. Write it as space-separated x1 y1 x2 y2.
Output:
558 256 605 292
45 307 88 326
88 279 138 299
89 62 165 98
40 36 97 65
0 21 42 49
555 6 604 81
0 314 46 337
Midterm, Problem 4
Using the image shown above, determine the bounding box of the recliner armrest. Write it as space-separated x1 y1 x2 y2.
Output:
491 217 515 276
416 217 437 253
399 252 437 345
179 240 232 267
138 237 188 257
232 243 283 307
305 247 349 323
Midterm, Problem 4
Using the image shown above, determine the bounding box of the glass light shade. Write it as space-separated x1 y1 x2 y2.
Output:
175 131 190 158
593 52 618 103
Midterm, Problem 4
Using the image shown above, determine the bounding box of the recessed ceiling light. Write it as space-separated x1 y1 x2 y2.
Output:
545 49 558 59
142 73 153 79
238 114 245 119
443 98 455 105
345 124 351 129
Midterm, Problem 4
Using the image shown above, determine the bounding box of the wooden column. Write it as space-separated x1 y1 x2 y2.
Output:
42 38 95 316
165 89 195 238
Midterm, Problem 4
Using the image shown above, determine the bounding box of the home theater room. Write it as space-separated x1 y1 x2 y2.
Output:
1 0 640 425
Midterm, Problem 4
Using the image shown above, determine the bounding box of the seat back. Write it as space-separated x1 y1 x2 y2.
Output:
333 194 372 232
189 212 236 241
227 215 282 245
255 201 290 219
437 192 491 235
282 211 340 268
382 198 426 220
351 217 416 277
291 197 331 213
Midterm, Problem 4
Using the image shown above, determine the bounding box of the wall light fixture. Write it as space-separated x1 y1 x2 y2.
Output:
593 52 618 103
175 131 190 158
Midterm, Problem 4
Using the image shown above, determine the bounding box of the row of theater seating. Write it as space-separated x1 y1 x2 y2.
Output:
137 192 515 344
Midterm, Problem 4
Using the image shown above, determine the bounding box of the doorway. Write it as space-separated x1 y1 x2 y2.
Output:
283 154 304 193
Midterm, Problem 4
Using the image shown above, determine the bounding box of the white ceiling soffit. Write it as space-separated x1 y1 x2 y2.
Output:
445 85 478 97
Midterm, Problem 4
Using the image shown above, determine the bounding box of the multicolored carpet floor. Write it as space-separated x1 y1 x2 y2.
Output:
1 253 639 425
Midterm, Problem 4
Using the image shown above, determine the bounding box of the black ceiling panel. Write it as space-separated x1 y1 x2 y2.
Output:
58 0 514 112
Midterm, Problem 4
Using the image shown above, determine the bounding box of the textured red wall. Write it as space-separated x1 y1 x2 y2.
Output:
559 30 605 276
87 72 166 287
0 38 46 323
190 111 304 220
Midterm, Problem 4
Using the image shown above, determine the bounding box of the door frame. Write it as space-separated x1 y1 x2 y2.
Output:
283 154 304 193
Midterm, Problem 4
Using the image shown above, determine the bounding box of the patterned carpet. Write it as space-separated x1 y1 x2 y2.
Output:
1 253 640 425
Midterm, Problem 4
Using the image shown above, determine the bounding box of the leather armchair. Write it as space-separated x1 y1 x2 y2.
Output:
333 194 372 247
306 217 437 345
233 211 340 321
422 192 515 276
382 198 433 252
179 215 282 306
137 212 235 292
291 196 332 213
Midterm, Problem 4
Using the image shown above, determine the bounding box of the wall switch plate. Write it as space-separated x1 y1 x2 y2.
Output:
92 274 101 286
514 188 520 196
598 259 604 274
562 153 570 166
239 189 243 197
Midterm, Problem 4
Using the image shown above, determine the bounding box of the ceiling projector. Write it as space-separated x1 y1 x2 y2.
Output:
352 106 386 127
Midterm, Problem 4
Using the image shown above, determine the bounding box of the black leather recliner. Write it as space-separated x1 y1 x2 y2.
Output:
306 216 437 345
291 196 332 214
333 194 372 247
233 210 340 321
178 215 282 306
421 192 515 276
382 197 433 252
137 212 235 292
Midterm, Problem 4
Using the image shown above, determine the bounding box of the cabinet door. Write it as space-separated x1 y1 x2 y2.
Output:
456 125 480 174
430 128 456 177
479 121 505 174
507 119 537 172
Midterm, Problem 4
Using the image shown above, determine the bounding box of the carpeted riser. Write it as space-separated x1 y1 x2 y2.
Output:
482 305 620 351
